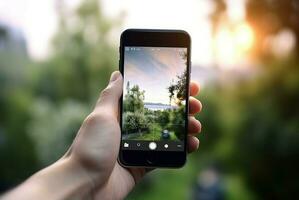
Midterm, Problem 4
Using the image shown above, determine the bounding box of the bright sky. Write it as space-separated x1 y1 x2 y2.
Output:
103 0 215 66
124 47 186 104
0 0 251 68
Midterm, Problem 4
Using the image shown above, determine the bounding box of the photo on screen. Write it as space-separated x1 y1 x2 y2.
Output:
122 47 187 142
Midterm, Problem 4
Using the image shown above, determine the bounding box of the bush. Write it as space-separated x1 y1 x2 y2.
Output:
168 106 185 141
123 111 149 134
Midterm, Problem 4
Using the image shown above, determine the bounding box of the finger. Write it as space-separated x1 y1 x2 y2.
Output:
188 116 202 135
187 136 200 153
95 71 123 116
190 81 200 97
189 97 202 115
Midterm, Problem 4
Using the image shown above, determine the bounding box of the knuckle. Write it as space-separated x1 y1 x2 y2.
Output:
83 111 117 127
83 112 106 126
100 86 112 99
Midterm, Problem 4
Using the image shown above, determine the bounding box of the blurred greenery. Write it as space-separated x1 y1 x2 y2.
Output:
0 0 117 190
0 0 298 199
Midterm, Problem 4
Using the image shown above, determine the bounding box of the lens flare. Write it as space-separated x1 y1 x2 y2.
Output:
214 22 254 67
234 23 254 51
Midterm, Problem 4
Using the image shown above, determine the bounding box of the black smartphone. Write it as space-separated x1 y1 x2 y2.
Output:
118 29 191 168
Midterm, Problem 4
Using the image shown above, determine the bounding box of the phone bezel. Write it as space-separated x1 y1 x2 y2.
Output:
118 29 191 168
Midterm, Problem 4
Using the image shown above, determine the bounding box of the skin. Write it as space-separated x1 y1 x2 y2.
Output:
2 71 202 200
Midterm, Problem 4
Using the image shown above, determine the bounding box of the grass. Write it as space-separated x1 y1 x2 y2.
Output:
126 123 179 141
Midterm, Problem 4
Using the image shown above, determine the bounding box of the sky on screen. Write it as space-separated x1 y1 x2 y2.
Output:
124 47 186 105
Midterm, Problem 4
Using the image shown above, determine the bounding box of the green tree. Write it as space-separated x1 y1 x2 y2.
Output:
169 106 185 141
167 69 187 106
34 0 118 103
28 0 119 167
231 57 299 199
124 82 145 112
157 110 170 126
123 82 149 134
123 112 148 134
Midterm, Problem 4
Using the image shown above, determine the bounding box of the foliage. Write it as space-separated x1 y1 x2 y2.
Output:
231 57 299 199
123 82 149 134
0 24 37 190
1 0 298 199
124 82 145 113
0 0 118 191
36 0 118 104
156 110 170 125
28 99 89 165
29 0 118 165
168 106 185 141
123 111 149 134
123 79 185 141
246 0 299 57
168 70 187 106
167 53 188 105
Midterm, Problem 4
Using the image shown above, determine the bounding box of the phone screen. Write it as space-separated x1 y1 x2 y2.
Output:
121 46 188 152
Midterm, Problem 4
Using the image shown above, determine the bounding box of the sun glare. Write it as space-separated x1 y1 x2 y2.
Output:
235 23 254 51
215 22 254 67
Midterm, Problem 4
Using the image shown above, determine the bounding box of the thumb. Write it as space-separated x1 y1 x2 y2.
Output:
95 71 123 116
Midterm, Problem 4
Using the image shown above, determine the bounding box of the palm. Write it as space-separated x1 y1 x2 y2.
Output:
93 161 147 199
76 113 148 199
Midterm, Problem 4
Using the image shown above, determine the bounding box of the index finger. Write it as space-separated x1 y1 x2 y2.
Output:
190 81 200 97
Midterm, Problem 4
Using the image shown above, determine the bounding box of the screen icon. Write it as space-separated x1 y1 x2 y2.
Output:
124 142 129 148
149 142 157 150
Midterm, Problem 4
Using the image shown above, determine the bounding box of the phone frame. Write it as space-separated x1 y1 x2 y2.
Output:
118 29 191 168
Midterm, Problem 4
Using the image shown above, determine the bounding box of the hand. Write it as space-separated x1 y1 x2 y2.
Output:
2 71 202 200
66 71 203 199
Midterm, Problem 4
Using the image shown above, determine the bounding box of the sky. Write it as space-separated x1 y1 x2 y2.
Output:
124 47 186 104
0 0 250 67
0 0 214 65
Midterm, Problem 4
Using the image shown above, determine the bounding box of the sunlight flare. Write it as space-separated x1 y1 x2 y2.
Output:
214 22 254 67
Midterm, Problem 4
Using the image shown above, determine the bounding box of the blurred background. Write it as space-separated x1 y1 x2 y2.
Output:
0 0 298 199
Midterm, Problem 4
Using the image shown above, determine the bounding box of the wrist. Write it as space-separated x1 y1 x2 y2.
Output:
32 157 96 200
2 157 96 200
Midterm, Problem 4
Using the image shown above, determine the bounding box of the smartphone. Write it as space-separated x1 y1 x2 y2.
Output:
118 29 191 168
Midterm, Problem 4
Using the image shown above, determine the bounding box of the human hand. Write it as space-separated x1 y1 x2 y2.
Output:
64 71 202 199
2 71 202 200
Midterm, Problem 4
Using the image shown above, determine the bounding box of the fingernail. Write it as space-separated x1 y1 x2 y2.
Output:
196 137 200 149
110 71 120 83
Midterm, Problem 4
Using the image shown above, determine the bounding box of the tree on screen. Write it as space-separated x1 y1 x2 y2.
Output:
167 69 187 106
